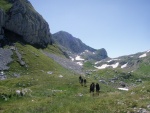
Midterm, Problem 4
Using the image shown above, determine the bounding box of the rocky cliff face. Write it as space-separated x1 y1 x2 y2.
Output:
79 48 108 61
0 0 52 48
52 31 96 53
52 31 108 61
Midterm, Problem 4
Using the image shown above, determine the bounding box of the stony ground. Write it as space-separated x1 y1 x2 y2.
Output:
0 48 13 70
42 51 84 74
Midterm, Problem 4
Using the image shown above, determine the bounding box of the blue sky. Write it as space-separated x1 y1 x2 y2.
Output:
29 0 150 58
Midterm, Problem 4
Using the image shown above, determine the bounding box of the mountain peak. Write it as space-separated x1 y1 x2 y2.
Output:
52 31 108 60
52 31 96 53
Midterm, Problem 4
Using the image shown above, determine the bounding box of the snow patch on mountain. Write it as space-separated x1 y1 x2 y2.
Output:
112 62 119 68
95 64 108 69
80 50 90 55
107 60 113 62
85 50 89 52
147 50 150 53
69 56 75 61
139 53 147 58
107 59 120 62
95 61 101 65
121 63 128 68
95 62 119 69
75 55 84 61
76 62 83 66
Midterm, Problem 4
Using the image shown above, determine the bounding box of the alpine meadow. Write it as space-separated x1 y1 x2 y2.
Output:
0 0 150 113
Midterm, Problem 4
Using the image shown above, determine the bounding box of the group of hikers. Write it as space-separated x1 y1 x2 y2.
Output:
79 76 100 96
79 76 87 87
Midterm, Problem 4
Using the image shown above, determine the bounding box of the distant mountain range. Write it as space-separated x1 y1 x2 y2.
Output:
94 50 150 71
52 30 150 71
52 31 108 61
1 1 150 112
0 0 149 73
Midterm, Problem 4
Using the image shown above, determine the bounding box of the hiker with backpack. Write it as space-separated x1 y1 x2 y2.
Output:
96 83 100 95
90 82 95 96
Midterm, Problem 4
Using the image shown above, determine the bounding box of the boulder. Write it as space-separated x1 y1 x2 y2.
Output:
120 81 126 87
4 0 52 48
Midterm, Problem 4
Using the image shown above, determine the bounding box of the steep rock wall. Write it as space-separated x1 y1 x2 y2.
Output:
0 0 52 48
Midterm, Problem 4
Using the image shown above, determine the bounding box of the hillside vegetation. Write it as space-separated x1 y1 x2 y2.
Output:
0 0 150 112
0 0 12 12
0 43 150 113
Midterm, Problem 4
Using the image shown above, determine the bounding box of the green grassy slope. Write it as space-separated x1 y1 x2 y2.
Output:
6 43 69 76
0 0 12 12
0 43 150 113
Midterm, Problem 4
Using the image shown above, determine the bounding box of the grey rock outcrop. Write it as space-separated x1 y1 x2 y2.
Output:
88 48 108 61
96 48 108 59
0 48 13 70
43 51 83 74
80 48 108 61
15 48 26 66
0 0 52 48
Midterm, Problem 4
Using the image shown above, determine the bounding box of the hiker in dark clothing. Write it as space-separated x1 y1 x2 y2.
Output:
90 82 95 96
80 78 83 86
96 83 100 95
79 76 82 83
83 78 87 87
